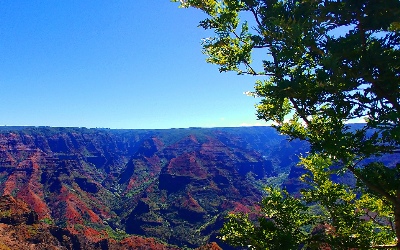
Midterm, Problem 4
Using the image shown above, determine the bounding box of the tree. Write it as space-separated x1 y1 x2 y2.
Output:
173 0 400 249
220 155 395 249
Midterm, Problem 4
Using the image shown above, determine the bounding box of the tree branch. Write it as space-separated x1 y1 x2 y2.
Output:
371 245 399 249
289 97 311 126
231 30 261 76
347 164 396 205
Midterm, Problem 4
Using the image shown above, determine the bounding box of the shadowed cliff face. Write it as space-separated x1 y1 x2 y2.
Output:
0 126 299 248
122 135 275 247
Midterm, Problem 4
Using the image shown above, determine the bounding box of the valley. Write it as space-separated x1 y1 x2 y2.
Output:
0 126 309 248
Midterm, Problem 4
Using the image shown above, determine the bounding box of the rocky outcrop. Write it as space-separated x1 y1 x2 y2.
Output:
0 195 180 250
0 195 38 225
0 194 97 249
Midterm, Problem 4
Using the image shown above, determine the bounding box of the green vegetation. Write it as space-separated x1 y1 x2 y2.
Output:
0 210 11 218
221 155 395 249
220 186 314 249
174 0 400 249
40 217 54 225
104 226 129 241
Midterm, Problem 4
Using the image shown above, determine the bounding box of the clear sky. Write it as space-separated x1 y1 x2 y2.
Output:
0 0 267 129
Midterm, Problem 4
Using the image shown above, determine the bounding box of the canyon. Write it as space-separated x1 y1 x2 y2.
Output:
0 126 309 248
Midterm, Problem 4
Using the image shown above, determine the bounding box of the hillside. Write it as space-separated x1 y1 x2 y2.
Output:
0 126 308 248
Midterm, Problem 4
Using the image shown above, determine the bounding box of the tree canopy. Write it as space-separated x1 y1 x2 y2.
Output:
173 0 400 249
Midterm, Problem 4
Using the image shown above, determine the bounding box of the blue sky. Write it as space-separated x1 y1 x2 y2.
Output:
0 1 266 129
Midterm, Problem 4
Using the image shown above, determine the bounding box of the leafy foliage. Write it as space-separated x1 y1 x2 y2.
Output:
221 155 396 249
300 154 396 249
220 187 314 249
173 0 400 248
